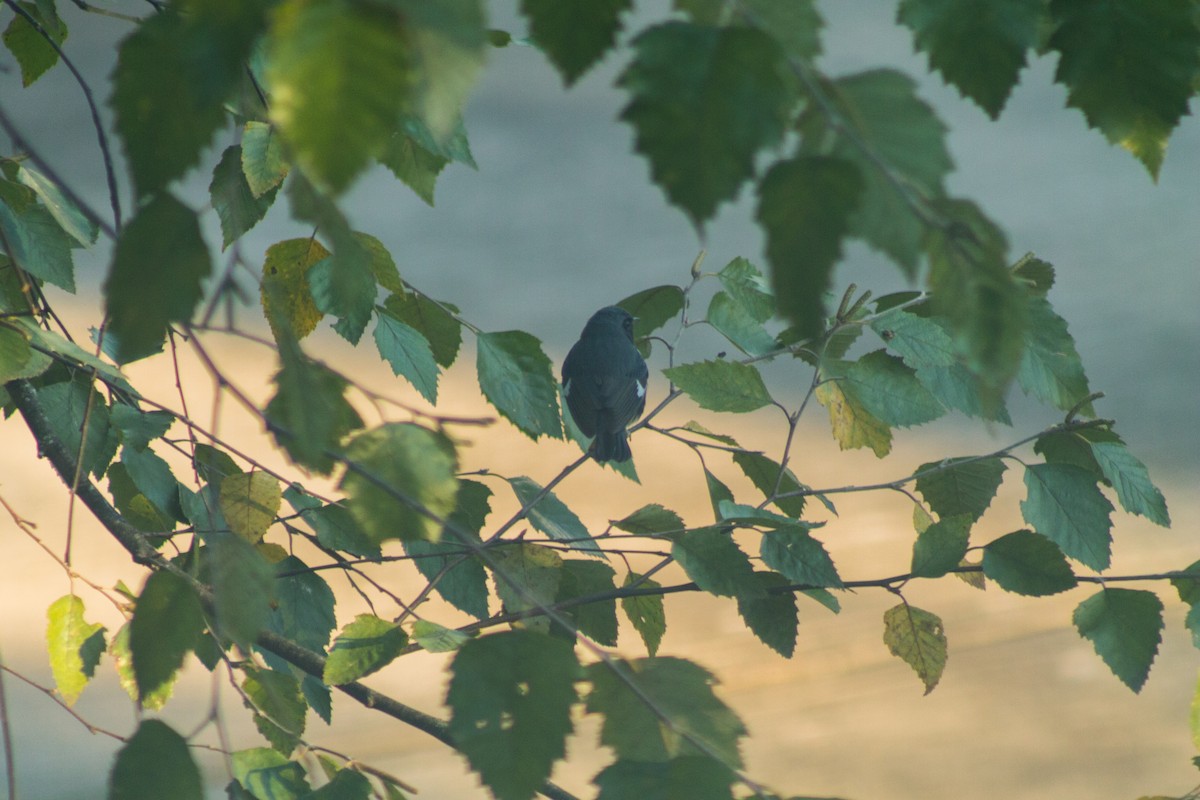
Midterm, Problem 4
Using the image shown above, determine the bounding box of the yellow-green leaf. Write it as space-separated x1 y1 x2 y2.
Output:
219 471 282 543
46 595 106 706
882 603 947 694
261 237 330 341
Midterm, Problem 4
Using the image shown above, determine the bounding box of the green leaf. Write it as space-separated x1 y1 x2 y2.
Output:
105 193 211 363
355 231 404 296
109 719 203 800
797 68 952 275
242 121 290 198
759 527 842 588
266 556 337 653
299 500 378 558
594 756 735 800
914 456 1007 523
521 0 631 85
379 131 447 206
266 0 408 192
1073 588 1164 692
35 378 117 478
130 570 205 701
243 667 306 754
1088 441 1170 526
910 514 971 578
46 595 106 706
219 471 282 543
374 308 440 403
324 614 409 685
740 0 822 60
109 405 174 452
814 377 892 457
2 2 66 86
383 292 462 368
210 145 278 250
16 162 97 246
447 631 578 800
621 573 665 656
702 466 736 521
510 475 604 556
614 504 684 536
112 5 261 196
1021 463 1114 570
111 623 171 710
1048 0 1200 178
405 479 491 619
757 155 863 337
736 571 799 658
303 768 371 800
307 253 376 345
619 21 794 228
401 113 477 167
731 451 807 518
0 187 76 291
231 749 311 799
982 530 1077 596
840 350 943 428
1017 295 1092 413
411 619 472 653
882 603 947 694
118 445 184 524
717 256 775 322
897 0 1043 118
208 533 275 648
556 560 619 645
872 307 955 367
261 237 330 342
476 330 562 440
707 292 776 356
265 339 364 474
664 359 772 413
618 284 685 344
925 198 1026 396
340 423 460 544
0 324 45 382
586 656 746 766
671 527 760 598
393 0 487 140
489 543 563 634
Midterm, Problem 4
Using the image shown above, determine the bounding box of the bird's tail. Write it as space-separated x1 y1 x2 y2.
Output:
593 430 632 463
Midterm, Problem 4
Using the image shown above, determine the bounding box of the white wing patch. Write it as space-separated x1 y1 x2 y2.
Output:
636 380 646 398
563 378 571 396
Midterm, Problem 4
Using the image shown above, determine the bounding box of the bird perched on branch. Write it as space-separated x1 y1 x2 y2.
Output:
561 306 648 463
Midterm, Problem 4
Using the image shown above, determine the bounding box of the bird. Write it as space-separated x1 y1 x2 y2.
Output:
561 306 649 463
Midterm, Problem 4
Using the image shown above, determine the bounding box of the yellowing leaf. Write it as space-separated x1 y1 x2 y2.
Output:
261 237 330 341
815 379 892 457
882 603 947 694
46 595 106 706
220 471 282 543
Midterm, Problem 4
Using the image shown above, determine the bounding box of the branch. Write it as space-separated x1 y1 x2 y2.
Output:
4 377 581 800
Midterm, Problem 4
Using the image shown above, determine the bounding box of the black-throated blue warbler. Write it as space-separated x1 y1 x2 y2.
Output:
561 306 648 463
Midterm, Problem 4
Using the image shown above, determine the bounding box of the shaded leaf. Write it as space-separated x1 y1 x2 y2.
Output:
447 631 578 800
374 308 440 403
586 656 746 766
1089 440 1170 526
130 570 204 701
510 475 604 555
759 526 842 588
208 533 275 648
621 572 665 656
105 193 210 363
614 504 684 536
619 22 794 227
915 456 1007 522
1021 463 1114 570
477 330 562 440
521 0 631 85
556 560 619 645
1073 588 1164 692
109 720 203 800
266 340 364 474
383 292 463 368
210 145 278 250
340 423 460 544
732 451 807 518
982 530 1077 596
736 571 798 657
757 155 863 337
243 667 306 754
242 121 290 197
671 527 760 598
266 556 337 653
910 514 971 578
594 756 735 800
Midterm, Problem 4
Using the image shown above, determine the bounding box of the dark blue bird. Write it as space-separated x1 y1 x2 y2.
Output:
561 306 648 463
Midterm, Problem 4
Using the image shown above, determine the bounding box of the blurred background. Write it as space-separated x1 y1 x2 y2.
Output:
1 1 1198 798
